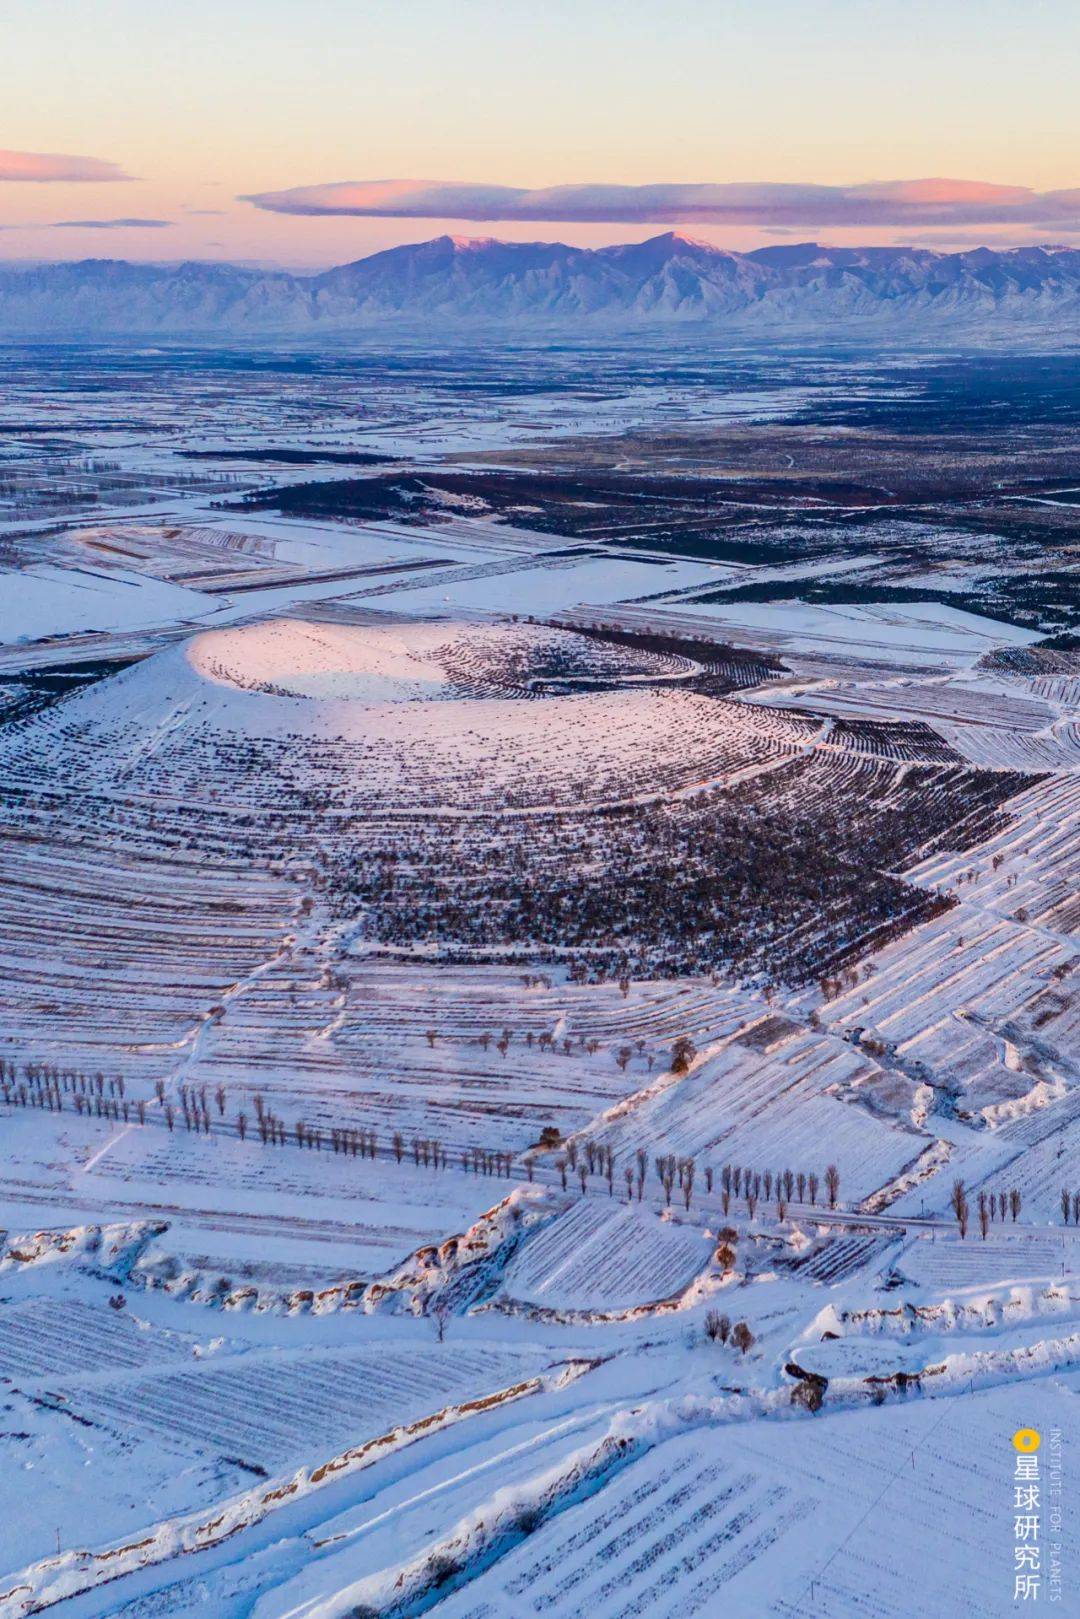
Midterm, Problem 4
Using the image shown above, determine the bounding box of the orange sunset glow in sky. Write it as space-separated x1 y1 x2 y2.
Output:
4 0 1079 266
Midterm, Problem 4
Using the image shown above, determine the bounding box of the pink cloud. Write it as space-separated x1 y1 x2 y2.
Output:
242 176 1080 230
0 149 130 183
847 178 1032 205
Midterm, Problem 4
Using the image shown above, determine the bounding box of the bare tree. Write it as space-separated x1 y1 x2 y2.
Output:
731 1321 754 1355
705 1309 732 1343
671 1035 696 1074
1009 1188 1022 1222
825 1164 840 1209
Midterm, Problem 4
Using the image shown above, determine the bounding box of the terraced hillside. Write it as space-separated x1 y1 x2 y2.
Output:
0 617 1033 1077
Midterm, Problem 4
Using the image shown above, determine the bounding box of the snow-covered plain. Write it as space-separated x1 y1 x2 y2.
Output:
671 596 1042 667
0 563 213 643
1 353 1078 1619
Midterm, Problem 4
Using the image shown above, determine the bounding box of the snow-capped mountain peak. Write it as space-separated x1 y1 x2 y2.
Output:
2 234 1079 336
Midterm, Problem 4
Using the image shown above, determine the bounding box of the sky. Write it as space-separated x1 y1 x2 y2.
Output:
3 0 1079 267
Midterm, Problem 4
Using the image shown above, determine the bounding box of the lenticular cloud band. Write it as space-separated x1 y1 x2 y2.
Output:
242 175 1080 229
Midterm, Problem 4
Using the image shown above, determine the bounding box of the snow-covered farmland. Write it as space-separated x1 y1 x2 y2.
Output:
320 1378 1076 1619
898 1230 1077 1291
499 1199 713 1314
0 1108 524 1285
672 596 1042 668
590 1022 928 1207
1 345 1078 1619
51 1338 550 1475
0 563 213 645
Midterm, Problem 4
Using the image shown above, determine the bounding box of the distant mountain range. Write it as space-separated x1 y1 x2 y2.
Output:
2 233 1080 339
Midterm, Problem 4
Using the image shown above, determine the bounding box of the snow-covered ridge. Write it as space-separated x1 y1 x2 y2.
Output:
186 617 695 706
4 617 794 812
3 234 1080 335
191 620 468 703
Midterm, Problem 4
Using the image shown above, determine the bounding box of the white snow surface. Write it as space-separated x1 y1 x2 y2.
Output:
192 618 475 702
